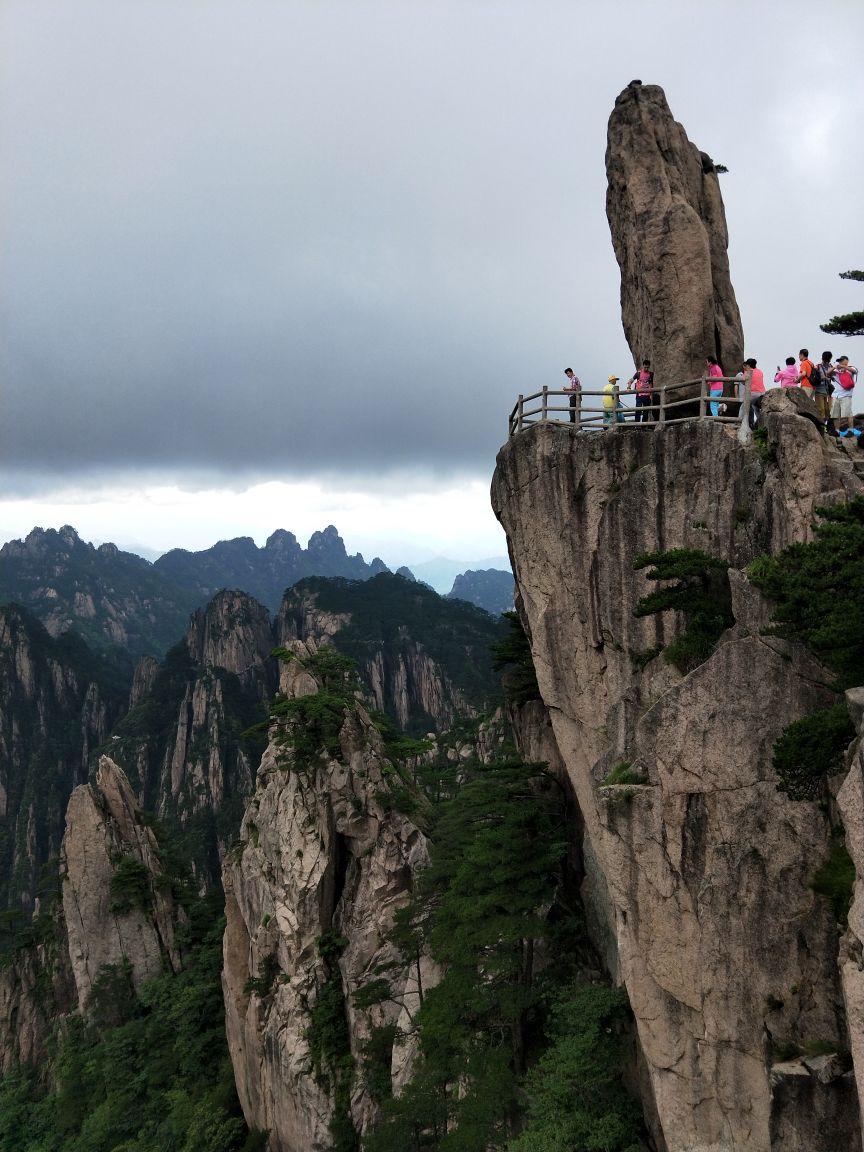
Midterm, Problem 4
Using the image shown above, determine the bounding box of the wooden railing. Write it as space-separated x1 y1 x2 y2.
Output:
507 374 754 440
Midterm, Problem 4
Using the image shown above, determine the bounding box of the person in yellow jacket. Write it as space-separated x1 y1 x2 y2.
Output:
603 375 622 427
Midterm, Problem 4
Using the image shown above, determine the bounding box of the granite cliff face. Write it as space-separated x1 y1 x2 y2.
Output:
222 643 429 1151
492 399 864 1150
109 590 275 851
606 82 744 384
0 605 122 922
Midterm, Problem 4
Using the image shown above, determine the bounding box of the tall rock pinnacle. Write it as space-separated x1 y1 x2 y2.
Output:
606 83 744 384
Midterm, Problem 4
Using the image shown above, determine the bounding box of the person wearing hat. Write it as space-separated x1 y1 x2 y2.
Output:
603 375 622 427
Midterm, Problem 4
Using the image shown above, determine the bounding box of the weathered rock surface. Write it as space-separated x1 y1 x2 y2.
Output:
606 82 744 386
492 405 863 1150
837 687 864 1143
222 653 429 1152
185 589 275 682
61 756 180 1012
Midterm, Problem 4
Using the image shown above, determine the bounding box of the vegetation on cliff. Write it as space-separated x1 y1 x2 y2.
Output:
491 611 541 706
362 759 642 1151
0 891 263 1152
633 548 734 674
748 496 864 692
286 573 507 727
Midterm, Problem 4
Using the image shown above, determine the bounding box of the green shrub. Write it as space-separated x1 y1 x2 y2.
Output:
772 703 855 801
244 951 280 998
748 497 864 690
633 549 734 675
108 855 151 916
811 836 856 926
491 611 541 705
507 983 643 1152
601 762 643 787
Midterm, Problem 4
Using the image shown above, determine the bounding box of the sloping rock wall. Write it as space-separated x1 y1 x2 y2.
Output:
606 82 744 384
492 405 863 1151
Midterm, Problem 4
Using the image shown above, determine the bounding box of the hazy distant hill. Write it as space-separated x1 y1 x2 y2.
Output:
0 526 199 659
406 554 511 594
446 568 514 616
153 525 388 611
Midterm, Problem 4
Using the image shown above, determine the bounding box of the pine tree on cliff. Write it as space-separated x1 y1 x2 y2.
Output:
820 270 864 337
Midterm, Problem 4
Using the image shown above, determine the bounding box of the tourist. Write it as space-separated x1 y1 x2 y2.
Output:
811 351 835 428
833 355 858 435
743 358 765 427
627 359 654 422
603 375 622 428
774 357 798 388
796 348 816 397
563 367 581 424
707 356 724 417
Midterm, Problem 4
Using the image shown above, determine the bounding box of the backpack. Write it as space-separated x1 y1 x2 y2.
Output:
804 361 818 387
838 370 855 392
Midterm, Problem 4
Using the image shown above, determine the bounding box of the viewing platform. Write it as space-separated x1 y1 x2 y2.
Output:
508 375 755 440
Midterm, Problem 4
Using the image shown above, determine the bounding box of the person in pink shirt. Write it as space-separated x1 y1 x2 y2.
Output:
707 357 724 416
774 357 798 388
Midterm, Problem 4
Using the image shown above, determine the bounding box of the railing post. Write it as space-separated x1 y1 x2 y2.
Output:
517 394 524 434
699 372 707 419
659 383 666 424
738 376 752 443
613 385 620 426
575 388 581 430
541 386 548 423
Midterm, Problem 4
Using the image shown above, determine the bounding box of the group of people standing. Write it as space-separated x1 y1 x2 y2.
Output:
563 349 858 434
776 349 858 434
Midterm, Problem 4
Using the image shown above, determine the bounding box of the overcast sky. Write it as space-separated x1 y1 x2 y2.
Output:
2 0 862 565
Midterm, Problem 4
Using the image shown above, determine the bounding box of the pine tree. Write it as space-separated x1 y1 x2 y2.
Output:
820 270 864 337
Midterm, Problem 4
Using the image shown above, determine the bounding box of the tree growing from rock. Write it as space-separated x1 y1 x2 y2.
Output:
820 270 864 338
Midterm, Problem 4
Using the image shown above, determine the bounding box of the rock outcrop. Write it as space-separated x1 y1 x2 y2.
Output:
492 402 863 1150
61 756 181 1012
108 591 275 845
277 573 505 733
222 645 429 1151
606 82 744 385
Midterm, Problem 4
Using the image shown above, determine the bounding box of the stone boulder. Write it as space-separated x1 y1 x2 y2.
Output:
606 82 744 388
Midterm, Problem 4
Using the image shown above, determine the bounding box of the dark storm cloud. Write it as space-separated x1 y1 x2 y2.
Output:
2 0 862 496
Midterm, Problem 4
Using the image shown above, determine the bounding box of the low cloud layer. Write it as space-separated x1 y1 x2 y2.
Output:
2 0 862 498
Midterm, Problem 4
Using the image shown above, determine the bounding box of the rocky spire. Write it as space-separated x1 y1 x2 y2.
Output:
605 83 744 384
